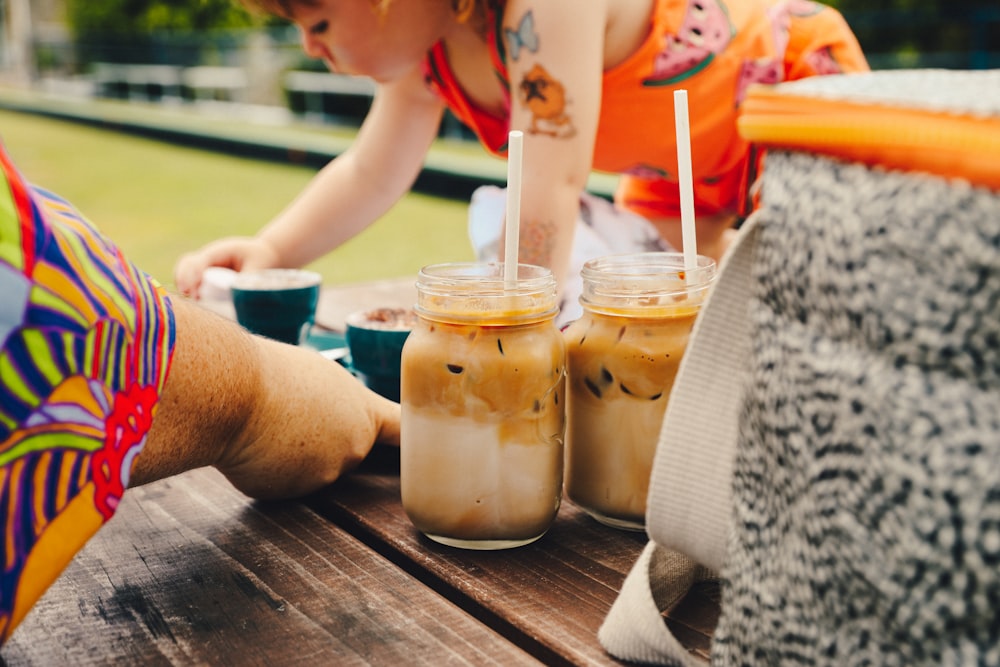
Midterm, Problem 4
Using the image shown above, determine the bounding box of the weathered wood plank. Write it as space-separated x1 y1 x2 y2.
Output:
308 450 719 666
2 467 542 666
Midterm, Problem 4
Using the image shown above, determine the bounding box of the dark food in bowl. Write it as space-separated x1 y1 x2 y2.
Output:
348 307 417 331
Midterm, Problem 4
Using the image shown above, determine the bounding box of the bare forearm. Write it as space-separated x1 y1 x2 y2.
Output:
259 76 445 269
131 298 400 499
257 154 406 268
131 298 259 487
513 177 584 296
217 334 400 499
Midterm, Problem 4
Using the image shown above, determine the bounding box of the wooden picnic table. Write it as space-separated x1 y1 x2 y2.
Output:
1 278 720 666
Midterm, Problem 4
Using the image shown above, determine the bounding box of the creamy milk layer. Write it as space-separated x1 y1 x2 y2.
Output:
401 410 563 540
401 318 565 542
564 308 697 525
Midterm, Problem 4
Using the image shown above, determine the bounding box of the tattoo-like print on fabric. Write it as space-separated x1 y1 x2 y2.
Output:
735 0 848 103
642 0 852 101
643 0 735 87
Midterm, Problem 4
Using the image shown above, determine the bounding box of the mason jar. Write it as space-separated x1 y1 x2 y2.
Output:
400 263 566 549
563 252 717 530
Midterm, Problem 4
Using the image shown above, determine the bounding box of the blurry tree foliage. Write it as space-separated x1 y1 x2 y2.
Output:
826 0 998 68
66 0 260 35
64 0 287 65
61 0 996 70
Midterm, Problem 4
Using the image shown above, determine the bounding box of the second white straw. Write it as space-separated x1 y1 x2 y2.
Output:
673 90 698 277
504 130 523 288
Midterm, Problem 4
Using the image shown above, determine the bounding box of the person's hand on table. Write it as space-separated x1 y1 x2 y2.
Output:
174 236 281 298
130 296 401 500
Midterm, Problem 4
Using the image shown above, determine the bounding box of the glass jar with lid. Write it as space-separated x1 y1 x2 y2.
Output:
400 262 566 550
563 252 716 530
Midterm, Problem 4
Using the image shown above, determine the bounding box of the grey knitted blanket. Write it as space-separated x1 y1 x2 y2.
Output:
715 151 1000 666
600 69 1000 666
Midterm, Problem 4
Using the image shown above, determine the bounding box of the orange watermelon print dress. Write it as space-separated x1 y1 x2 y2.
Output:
423 0 869 219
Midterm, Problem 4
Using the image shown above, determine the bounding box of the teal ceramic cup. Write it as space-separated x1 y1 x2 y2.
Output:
231 269 322 345
345 308 416 402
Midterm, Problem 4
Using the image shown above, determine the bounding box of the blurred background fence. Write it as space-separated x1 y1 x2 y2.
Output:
1 1 996 136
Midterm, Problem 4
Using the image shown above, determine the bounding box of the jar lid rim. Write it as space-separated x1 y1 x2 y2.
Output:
417 261 557 294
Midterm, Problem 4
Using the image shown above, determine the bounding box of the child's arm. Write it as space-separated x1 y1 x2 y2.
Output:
500 0 608 290
174 67 444 296
257 68 445 267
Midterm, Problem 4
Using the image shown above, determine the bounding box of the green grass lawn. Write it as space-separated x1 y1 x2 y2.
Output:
0 109 474 290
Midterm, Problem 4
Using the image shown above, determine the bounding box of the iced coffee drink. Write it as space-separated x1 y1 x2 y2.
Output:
400 263 565 549
564 253 716 530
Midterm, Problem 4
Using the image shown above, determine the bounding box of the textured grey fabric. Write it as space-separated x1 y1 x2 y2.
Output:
600 69 1000 666
599 216 761 665
760 68 1000 116
713 152 1000 665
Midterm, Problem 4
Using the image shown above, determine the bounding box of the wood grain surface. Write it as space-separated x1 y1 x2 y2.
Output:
308 448 719 666
2 467 542 666
3 279 720 665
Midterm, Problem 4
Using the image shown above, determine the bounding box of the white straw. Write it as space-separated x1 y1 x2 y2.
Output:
673 90 698 277
504 130 523 288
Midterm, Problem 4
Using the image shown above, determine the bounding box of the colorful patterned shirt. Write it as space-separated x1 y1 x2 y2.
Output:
0 142 176 642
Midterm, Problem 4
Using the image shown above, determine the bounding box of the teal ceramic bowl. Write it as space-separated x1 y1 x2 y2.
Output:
231 269 322 345
345 308 416 402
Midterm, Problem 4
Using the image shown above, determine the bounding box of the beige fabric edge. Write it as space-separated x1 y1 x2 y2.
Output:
646 216 760 572
598 542 704 666
598 217 760 664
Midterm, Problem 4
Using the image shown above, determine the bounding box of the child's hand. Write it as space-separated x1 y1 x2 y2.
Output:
174 237 281 298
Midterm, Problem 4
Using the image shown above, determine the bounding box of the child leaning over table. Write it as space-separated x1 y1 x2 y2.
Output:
174 0 868 319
